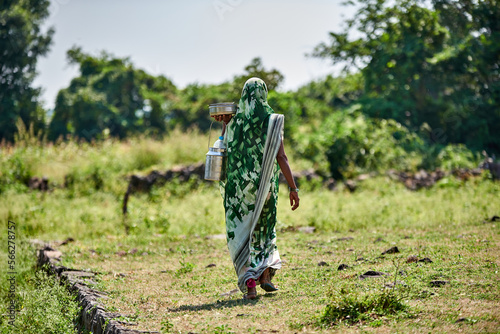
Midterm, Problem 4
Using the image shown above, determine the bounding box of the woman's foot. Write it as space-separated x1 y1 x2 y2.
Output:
243 278 258 299
259 268 279 292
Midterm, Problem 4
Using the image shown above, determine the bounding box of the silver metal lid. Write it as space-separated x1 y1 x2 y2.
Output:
209 102 237 116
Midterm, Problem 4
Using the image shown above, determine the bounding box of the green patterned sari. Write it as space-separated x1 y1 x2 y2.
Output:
222 78 284 293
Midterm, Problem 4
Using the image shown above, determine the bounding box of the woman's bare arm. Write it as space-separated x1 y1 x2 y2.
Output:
276 140 300 210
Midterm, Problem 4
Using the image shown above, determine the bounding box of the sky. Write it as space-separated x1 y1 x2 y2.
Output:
34 0 357 109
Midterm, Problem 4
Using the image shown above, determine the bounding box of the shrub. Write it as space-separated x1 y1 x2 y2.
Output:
321 283 408 326
298 105 425 179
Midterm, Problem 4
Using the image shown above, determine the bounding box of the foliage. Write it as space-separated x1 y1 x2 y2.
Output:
298 105 427 178
313 0 500 154
170 57 285 132
232 57 284 91
0 241 80 334
321 283 408 326
0 271 80 334
0 0 53 142
48 47 177 141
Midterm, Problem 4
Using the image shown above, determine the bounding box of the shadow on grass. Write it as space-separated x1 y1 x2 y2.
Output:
168 293 277 313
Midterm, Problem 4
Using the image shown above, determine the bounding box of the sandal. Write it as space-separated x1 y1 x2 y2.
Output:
259 268 279 292
243 278 257 300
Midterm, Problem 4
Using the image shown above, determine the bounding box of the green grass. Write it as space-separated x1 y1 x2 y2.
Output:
0 241 80 334
0 133 499 333
53 179 499 333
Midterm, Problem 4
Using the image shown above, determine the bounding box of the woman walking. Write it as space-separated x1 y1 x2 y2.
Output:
213 77 300 299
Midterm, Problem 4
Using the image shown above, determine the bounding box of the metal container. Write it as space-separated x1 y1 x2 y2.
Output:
204 147 226 181
209 102 237 116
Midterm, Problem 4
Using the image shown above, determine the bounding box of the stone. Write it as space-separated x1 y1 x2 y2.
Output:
338 264 349 271
298 226 315 234
406 255 418 263
344 180 357 192
418 257 433 263
318 261 329 266
205 234 226 240
206 263 216 268
220 289 239 297
116 250 127 257
430 280 449 287
359 271 387 280
336 237 354 241
382 246 400 255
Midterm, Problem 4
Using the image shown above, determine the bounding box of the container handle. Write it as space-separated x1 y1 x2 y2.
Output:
208 120 214 150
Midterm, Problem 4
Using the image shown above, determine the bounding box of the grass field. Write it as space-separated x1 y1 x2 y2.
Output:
0 133 499 333
59 178 499 333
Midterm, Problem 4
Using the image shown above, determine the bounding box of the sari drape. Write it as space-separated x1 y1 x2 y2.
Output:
222 78 284 292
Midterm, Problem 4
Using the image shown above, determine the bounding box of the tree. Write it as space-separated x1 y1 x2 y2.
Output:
0 0 53 142
233 57 284 92
48 47 177 141
170 57 286 132
313 0 500 153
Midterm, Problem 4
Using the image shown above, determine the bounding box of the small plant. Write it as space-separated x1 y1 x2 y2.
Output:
320 284 408 326
160 319 174 333
214 324 234 334
175 260 194 277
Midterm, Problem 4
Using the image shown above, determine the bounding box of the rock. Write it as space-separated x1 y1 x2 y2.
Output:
455 318 468 323
338 264 349 271
325 178 337 191
220 289 239 297
128 248 138 255
28 176 49 191
359 271 387 279
385 280 406 288
205 234 226 240
318 261 329 266
298 226 316 234
382 246 400 255
430 280 449 287
356 174 371 181
344 180 357 192
418 257 433 263
406 255 418 263
206 264 216 268
116 250 127 257
58 237 75 246
45 250 63 260
336 237 354 241
483 215 500 223
396 168 446 190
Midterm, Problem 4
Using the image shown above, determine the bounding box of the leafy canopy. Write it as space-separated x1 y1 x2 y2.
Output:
0 0 53 142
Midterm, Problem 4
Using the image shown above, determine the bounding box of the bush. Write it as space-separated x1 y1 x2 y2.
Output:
298 105 426 179
1 271 80 334
321 283 408 326
437 144 481 170
0 149 34 194
0 241 80 334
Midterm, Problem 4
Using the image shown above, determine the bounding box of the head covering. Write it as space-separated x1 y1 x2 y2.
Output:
225 78 274 218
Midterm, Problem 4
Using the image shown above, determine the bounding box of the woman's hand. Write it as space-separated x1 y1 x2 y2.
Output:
212 114 233 124
289 191 300 211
